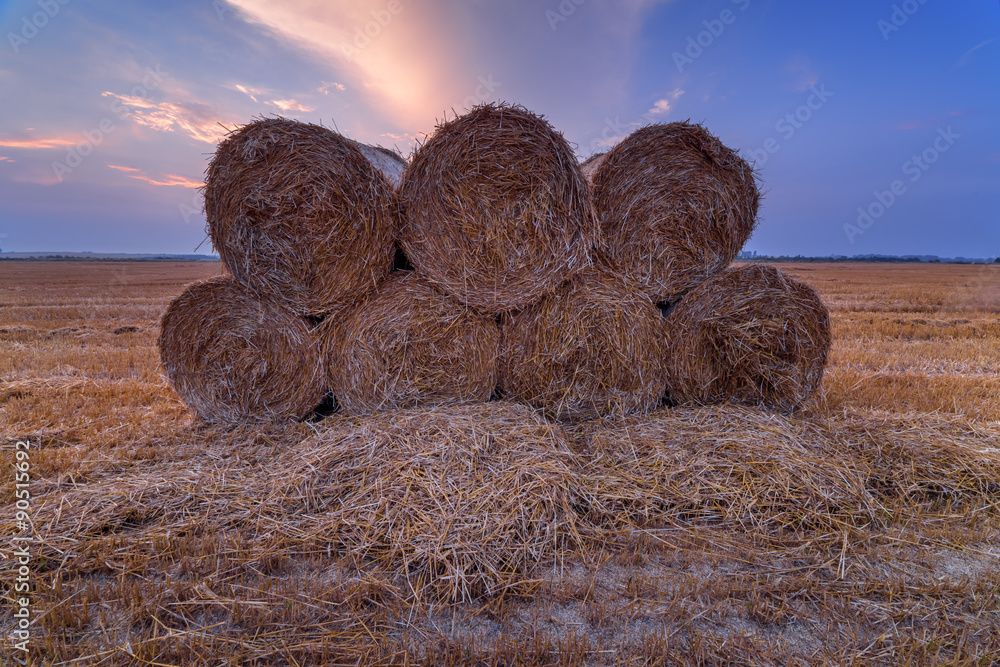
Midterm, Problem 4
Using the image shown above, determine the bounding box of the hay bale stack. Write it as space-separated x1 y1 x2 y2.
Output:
576 406 874 531
349 140 407 188
590 122 760 302
500 268 668 420
399 103 598 315
663 263 831 411
285 403 581 602
324 271 500 415
158 276 326 423
205 117 397 316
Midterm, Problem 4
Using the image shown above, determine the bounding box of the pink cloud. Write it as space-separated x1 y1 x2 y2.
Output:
268 98 315 113
109 164 202 188
101 92 229 144
0 136 77 149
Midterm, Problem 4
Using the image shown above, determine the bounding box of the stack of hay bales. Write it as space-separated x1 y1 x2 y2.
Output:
155 106 835 602
159 118 399 422
585 121 829 411
160 107 831 424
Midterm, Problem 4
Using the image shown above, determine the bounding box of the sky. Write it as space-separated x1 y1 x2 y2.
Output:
0 0 997 257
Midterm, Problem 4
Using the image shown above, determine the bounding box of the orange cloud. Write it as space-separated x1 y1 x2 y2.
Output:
0 156 12 162
226 0 478 132
109 164 202 188
0 136 76 149
102 92 229 143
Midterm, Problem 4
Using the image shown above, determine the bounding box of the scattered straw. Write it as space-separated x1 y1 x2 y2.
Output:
590 122 760 301
323 271 499 415
399 103 598 315
663 263 830 411
205 117 397 316
158 276 326 422
575 405 876 531
282 402 581 602
500 267 667 420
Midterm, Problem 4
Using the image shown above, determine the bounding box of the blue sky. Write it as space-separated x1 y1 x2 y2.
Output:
0 0 996 256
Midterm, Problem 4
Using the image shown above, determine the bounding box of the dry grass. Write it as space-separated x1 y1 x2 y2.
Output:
590 122 760 302
2 261 1000 664
399 103 598 315
500 267 667 420
322 271 499 415
281 402 582 603
205 117 397 316
663 263 831 411
158 275 327 423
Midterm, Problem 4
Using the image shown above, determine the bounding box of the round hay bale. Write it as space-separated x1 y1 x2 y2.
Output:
663 263 831 411
579 151 606 183
285 402 581 602
590 122 760 302
158 276 326 423
500 267 668 420
399 103 598 315
323 271 499 415
205 117 397 316
349 140 408 188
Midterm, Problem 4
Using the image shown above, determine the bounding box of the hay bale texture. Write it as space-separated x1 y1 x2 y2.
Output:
590 122 760 302
501 267 668 420
663 263 831 411
579 151 606 183
323 271 500 415
350 140 407 188
399 103 598 315
205 117 397 316
159 276 326 423
284 402 581 602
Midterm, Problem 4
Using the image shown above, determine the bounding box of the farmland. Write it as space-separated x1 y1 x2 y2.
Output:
1 260 999 665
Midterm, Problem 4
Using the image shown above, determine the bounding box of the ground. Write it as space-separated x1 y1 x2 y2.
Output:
1 261 999 666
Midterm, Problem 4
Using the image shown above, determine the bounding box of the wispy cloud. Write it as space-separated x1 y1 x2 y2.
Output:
0 156 13 162
235 84 265 102
101 92 229 143
108 164 201 188
647 88 685 116
0 136 76 149
958 39 995 67
317 81 347 94
268 98 315 113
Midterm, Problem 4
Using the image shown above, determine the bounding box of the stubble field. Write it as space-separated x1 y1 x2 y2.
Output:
1 260 999 665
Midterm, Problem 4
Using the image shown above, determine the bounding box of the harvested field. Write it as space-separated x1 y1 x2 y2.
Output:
2 261 1000 665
